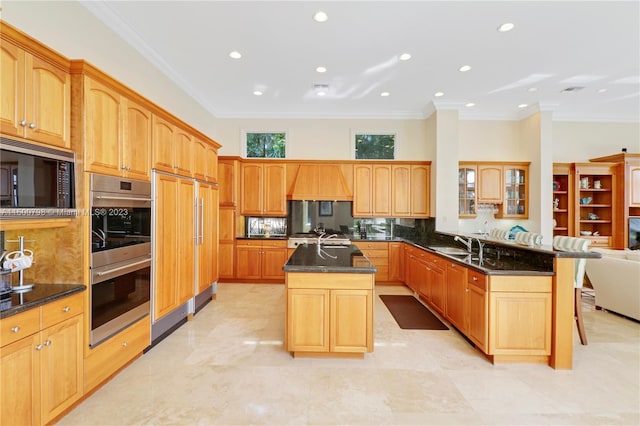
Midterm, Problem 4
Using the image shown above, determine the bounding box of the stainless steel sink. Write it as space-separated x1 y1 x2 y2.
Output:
428 246 470 256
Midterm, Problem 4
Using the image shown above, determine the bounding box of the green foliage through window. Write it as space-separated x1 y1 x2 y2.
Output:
355 134 395 159
246 132 286 158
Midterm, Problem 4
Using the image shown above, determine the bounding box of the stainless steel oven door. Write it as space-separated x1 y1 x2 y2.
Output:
90 250 151 347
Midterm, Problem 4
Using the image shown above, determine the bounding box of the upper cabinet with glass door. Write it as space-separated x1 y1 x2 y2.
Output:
458 164 477 217
499 165 528 218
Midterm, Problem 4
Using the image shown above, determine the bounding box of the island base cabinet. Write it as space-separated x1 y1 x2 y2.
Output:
488 276 552 362
286 273 374 357
84 316 150 393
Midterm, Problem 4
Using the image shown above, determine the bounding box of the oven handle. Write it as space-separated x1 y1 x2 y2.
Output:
94 195 152 202
95 257 151 277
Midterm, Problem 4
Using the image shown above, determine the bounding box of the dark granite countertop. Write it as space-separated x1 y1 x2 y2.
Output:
0 284 86 319
236 236 288 240
283 244 377 274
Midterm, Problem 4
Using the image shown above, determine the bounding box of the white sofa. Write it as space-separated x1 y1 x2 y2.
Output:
585 248 640 321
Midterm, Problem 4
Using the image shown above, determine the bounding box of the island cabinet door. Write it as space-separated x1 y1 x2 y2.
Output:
287 289 330 352
330 289 373 353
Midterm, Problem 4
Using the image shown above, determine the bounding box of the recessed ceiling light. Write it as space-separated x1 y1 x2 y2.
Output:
253 91 263 96
380 92 390 97
313 11 328 22
313 83 329 96
527 87 538 92
399 53 412 61
229 51 242 59
316 91 327 96
597 88 608 93
465 102 475 107
434 92 444 97
518 103 528 108
459 65 472 72
316 66 327 73
497 22 515 32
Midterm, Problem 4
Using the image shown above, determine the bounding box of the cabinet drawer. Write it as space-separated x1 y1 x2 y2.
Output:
468 270 487 290
235 239 263 247
84 316 150 393
41 292 84 329
355 242 388 250
262 240 287 248
0 308 40 347
359 249 388 259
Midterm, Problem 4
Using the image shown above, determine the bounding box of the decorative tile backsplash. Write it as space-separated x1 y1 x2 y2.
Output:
246 217 287 237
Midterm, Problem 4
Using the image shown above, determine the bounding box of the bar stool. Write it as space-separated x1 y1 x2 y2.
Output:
488 228 509 240
553 235 591 345
514 231 543 246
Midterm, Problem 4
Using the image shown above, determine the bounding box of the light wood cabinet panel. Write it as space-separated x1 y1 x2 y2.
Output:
235 244 263 280
410 164 430 217
629 165 640 208
152 114 176 173
40 315 83 424
240 162 286 216
0 38 70 148
235 239 287 281
84 316 149 393
477 164 503 203
467 272 488 352
574 163 618 247
262 247 288 280
0 293 84 426
388 242 404 282
445 261 467 333
218 160 236 206
428 255 446 316
1 332 41 426
154 174 178 319
193 138 208 181
218 242 235 279
174 128 193 177
353 164 373 216
177 178 195 305
122 98 151 181
287 289 330 352
330 289 372 353
219 207 235 242
197 183 218 293
392 165 411 216
354 241 389 282
373 165 392 216
205 145 218 183
489 291 552 356
84 77 122 176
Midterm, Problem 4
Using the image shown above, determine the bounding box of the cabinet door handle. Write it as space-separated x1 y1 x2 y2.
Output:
19 120 27 126
472 276 478 281
63 306 71 312
11 326 20 333
28 123 36 129
122 341 128 347
44 339 52 346
35 344 43 351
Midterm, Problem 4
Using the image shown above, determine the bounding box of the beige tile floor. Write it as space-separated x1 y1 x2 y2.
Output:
58 284 640 426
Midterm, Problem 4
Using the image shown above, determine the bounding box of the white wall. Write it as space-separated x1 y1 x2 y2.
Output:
458 120 522 160
214 118 431 160
2 1 217 139
553 121 640 162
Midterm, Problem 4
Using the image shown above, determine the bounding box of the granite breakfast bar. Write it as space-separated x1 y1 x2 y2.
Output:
283 244 377 358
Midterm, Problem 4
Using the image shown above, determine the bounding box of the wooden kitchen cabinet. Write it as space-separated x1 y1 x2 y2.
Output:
174 127 193 178
467 269 488 352
154 174 195 319
353 241 389 282
426 253 446 316
553 163 574 237
391 164 431 217
151 115 201 179
0 33 71 149
388 242 404 283
218 206 236 279
78 73 151 180
477 163 503 203
445 261 467 334
235 239 287 281
1 292 84 426
353 164 392 217
197 182 219 293
286 273 374 355
458 164 477 217
240 162 287 216
218 159 237 206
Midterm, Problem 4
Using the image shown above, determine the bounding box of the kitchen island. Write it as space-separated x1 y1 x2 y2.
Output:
283 244 376 358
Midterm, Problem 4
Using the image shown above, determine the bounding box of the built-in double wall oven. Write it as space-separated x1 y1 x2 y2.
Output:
90 174 151 347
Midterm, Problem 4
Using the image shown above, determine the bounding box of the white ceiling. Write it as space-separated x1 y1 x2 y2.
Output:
81 0 639 121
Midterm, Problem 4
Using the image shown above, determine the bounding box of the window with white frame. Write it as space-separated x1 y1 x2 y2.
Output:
243 131 286 158
353 132 396 159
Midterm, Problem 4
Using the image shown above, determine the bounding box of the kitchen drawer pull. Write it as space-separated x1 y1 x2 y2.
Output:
11 326 20 333
63 306 71 312
122 341 128 347
44 339 52 346
472 276 478 281
35 344 43 351
96 257 151 276
28 123 36 129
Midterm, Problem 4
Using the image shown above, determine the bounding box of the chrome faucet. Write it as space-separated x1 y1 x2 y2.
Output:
317 232 338 245
471 237 485 265
454 235 473 252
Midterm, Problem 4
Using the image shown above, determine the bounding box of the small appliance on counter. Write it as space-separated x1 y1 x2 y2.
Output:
0 268 11 298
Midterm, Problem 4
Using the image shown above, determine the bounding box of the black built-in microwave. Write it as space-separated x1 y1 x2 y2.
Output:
0 137 75 218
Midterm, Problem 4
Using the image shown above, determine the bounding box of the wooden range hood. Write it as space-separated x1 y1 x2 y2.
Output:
288 163 352 201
